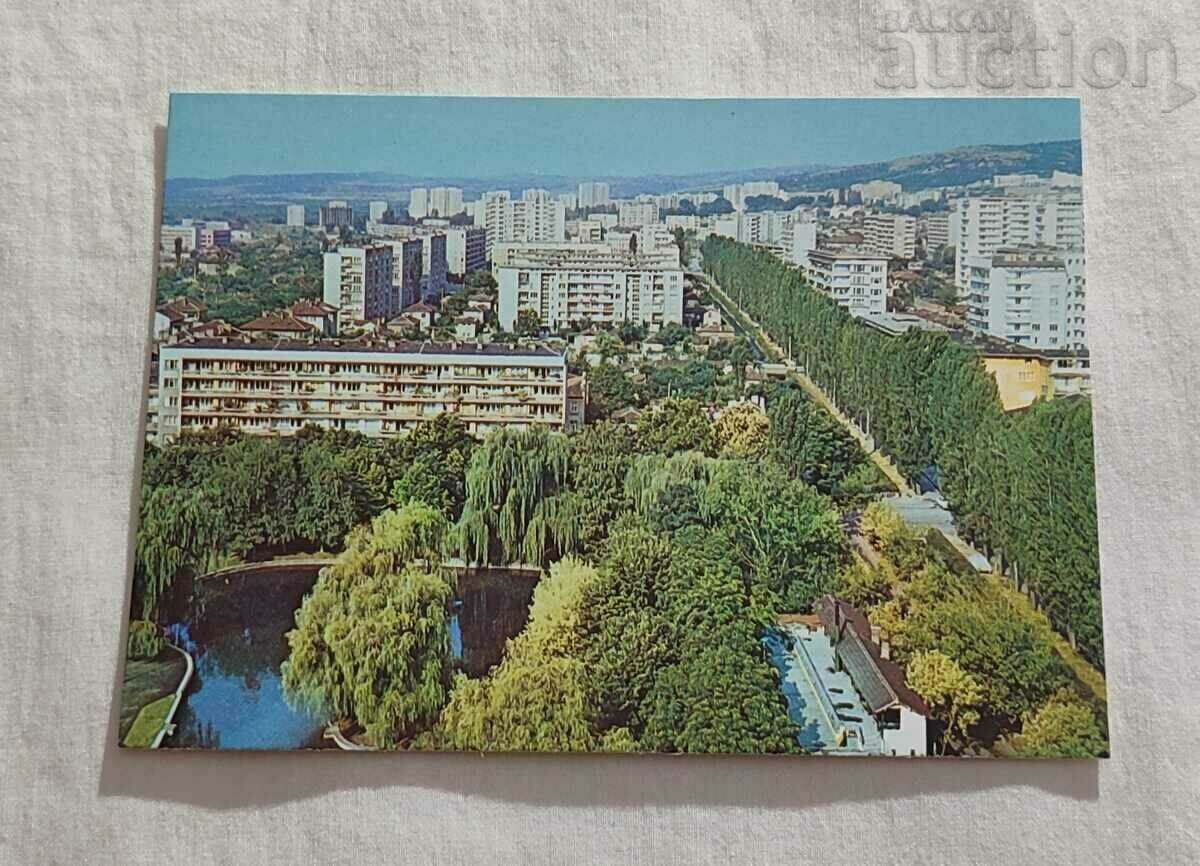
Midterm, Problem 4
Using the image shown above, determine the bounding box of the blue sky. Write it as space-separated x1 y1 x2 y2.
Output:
165 95 1080 180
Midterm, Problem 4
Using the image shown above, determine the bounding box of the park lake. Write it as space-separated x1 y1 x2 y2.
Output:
160 564 537 750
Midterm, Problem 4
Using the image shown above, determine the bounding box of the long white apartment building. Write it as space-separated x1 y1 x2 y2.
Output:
953 192 1084 291
155 337 571 442
850 179 902 204
160 224 199 254
722 180 781 210
617 201 659 226
713 210 807 248
963 246 1087 351
496 243 684 331
803 248 890 318
323 244 395 329
863 213 917 259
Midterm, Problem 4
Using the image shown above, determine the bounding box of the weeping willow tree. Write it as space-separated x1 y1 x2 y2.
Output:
423 557 601 751
623 450 719 531
133 484 226 619
454 426 581 566
281 502 455 749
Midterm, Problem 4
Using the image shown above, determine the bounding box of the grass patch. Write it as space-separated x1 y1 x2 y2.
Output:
122 695 175 748
119 648 186 742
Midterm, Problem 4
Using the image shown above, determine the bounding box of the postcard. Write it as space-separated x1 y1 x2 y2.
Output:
119 95 1106 757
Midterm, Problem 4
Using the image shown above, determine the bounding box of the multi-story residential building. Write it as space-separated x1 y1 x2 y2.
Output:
199 223 232 249
922 214 950 251
992 173 1042 188
803 248 890 318
286 205 305 227
419 232 449 300
722 180 781 211
409 188 429 220
558 193 578 211
160 224 199 254
368 200 388 222
368 222 459 296
443 225 487 278
664 214 700 232
577 181 611 209
606 224 676 256
953 192 1084 291
380 238 424 312
617 201 659 226
496 244 684 331
322 244 395 329
863 213 917 258
850 179 902 204
786 221 818 265
575 219 605 243
479 190 566 257
427 187 464 218
962 246 1085 351
155 337 572 441
319 200 353 230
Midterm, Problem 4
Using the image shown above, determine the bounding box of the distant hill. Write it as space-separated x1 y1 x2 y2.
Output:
161 139 1082 219
773 139 1081 192
162 166 824 215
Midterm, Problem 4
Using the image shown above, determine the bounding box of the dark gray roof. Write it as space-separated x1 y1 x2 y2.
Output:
835 626 899 714
169 336 563 359
815 595 929 716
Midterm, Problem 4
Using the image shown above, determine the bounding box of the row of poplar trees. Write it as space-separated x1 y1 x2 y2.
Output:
701 236 1104 666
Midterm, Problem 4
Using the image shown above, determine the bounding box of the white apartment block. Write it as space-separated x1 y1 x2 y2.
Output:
368 200 388 222
617 201 659 226
993 173 1042 188
606 224 676 257
665 214 700 231
558 193 578 211
787 221 818 265
953 192 1085 292
851 180 902 203
286 205 305 227
803 249 890 318
577 181 611 209
156 338 571 442
409 188 429 220
712 211 799 247
863 214 917 259
496 244 684 331
722 181 780 211
323 244 395 329
428 187 464 218
963 246 1086 351
160 224 199 254
922 214 950 250
443 225 487 278
575 219 605 243
479 190 566 258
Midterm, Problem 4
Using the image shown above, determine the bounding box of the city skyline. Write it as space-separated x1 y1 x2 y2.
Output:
165 95 1081 180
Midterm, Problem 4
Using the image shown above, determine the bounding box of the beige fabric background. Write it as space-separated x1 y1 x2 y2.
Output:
2 1 1199 863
